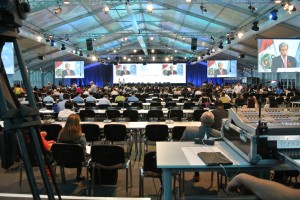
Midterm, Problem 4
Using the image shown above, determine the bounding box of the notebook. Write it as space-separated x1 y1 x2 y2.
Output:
197 152 233 166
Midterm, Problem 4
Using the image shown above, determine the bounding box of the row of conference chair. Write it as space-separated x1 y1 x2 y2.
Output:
78 109 208 122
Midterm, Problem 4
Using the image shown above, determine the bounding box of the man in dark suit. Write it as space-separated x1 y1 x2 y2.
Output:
120 65 131 76
62 63 75 78
271 42 297 73
167 65 177 75
214 62 228 77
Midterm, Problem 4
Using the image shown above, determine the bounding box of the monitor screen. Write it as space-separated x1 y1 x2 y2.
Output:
113 63 186 84
1 43 14 74
207 60 237 78
55 61 84 78
258 39 300 73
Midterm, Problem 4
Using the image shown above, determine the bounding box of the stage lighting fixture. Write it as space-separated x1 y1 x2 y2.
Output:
218 42 223 49
251 21 259 31
63 0 70 5
269 9 278 20
248 4 256 12
238 54 245 59
210 36 214 40
38 54 45 60
54 7 62 14
206 50 210 55
61 44 66 50
226 37 231 44
50 39 55 46
200 4 207 13
79 50 83 56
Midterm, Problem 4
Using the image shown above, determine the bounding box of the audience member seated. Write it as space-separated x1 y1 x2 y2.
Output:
218 91 230 103
115 92 126 102
198 93 211 107
235 94 246 107
85 92 97 103
72 92 84 103
97 94 111 106
181 111 220 182
211 100 228 130
244 96 258 108
43 91 55 103
58 101 76 120
127 92 139 102
57 114 86 182
57 93 71 112
265 94 278 108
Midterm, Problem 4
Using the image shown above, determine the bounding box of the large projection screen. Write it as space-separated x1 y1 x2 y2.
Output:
113 63 186 84
258 39 300 73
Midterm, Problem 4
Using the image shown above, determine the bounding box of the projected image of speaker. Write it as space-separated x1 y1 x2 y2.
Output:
191 37 197 51
86 38 93 51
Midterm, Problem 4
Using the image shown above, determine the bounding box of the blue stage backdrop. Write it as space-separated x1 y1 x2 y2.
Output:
73 62 224 87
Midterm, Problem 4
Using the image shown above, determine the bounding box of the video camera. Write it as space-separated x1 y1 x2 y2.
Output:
0 0 30 28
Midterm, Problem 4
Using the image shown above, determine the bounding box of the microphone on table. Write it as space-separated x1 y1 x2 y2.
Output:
103 110 112 123
165 106 174 124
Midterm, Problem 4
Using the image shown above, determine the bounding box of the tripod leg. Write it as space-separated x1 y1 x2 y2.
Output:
16 129 41 200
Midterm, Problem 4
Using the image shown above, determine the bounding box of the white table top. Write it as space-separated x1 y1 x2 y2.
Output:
156 141 258 169
53 121 201 129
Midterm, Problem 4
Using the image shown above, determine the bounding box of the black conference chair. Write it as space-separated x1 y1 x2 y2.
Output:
165 101 177 108
144 124 169 152
88 145 132 196
103 124 133 158
171 126 186 141
223 103 232 109
81 124 102 145
123 109 139 121
146 110 164 121
183 102 196 109
97 104 111 110
168 109 183 121
40 124 62 141
131 102 143 109
79 110 96 121
51 143 87 185
105 110 121 121
139 151 181 198
192 109 207 121
85 102 97 109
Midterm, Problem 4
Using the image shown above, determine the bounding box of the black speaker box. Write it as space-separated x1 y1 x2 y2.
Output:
86 38 93 51
191 38 197 50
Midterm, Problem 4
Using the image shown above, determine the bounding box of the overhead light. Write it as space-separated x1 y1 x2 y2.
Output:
218 42 223 49
151 49 155 53
133 49 137 53
251 21 259 31
152 56 155 60
147 2 153 13
211 48 216 53
284 3 296 14
269 9 278 20
200 3 207 13
54 7 62 14
274 0 282 3
91 55 97 61
237 32 244 38
63 0 70 5
103 5 109 14
36 36 43 42
113 49 116 53
248 4 256 12
150 36 154 40
186 0 191 3
165 57 169 62
61 44 66 50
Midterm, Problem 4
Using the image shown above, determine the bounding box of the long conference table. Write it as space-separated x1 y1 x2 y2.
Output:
156 141 285 200
53 121 201 160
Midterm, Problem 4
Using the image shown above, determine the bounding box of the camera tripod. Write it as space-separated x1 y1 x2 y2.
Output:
0 26 60 199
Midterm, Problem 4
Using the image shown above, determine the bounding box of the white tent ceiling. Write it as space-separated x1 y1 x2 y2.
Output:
12 0 300 73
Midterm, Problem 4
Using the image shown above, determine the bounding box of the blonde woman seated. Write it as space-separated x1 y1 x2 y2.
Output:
57 114 86 182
